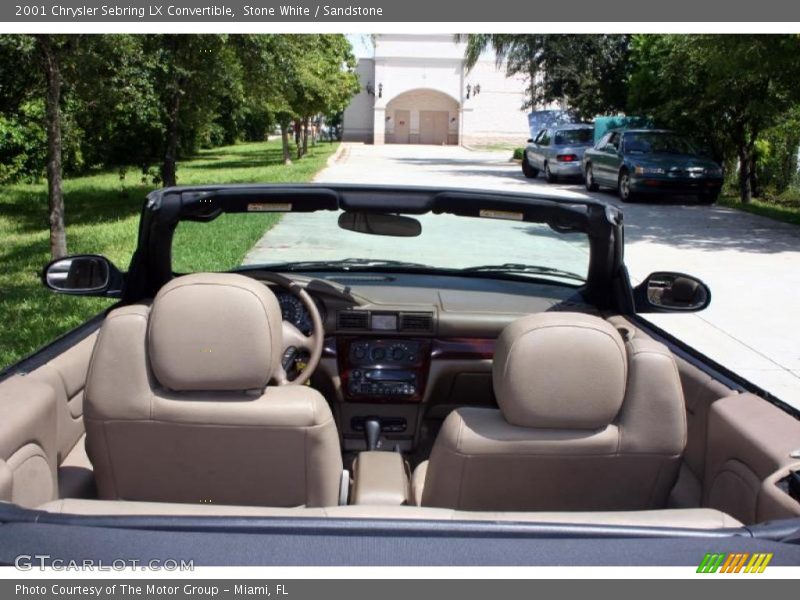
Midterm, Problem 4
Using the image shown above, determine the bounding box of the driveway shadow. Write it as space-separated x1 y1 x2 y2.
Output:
394 155 800 255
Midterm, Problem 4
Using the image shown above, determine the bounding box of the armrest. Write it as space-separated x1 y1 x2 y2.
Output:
351 451 410 506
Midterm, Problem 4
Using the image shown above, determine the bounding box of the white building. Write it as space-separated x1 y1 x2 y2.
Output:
342 34 532 146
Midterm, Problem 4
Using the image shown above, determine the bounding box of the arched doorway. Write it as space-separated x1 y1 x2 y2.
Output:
385 89 459 145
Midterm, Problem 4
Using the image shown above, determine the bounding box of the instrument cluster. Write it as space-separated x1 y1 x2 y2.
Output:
274 291 325 335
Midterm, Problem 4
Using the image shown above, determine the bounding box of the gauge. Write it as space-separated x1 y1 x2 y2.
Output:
389 343 408 362
276 292 324 335
277 293 304 327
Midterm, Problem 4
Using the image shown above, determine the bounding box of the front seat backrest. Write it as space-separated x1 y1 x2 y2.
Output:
415 312 686 511
84 273 342 508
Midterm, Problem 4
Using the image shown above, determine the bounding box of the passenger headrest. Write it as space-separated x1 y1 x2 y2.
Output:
493 312 627 429
147 273 282 392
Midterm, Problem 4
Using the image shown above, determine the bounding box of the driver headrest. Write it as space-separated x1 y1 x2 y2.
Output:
493 313 627 429
147 273 282 392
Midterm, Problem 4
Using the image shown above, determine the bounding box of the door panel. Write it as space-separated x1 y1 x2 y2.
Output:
28 332 97 463
420 111 448 145
393 110 410 144
0 331 98 504
0 375 58 507
704 393 800 524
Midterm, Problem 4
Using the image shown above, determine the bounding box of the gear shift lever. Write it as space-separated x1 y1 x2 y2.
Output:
364 418 381 451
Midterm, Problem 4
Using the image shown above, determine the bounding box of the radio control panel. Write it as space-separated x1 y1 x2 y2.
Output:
338 338 430 402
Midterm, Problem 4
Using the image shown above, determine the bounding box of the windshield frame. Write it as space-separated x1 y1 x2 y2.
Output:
125 184 624 310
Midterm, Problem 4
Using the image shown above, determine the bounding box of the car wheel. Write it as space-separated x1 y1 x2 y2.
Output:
699 191 719 205
618 170 636 202
521 155 539 179
545 162 558 183
585 164 599 191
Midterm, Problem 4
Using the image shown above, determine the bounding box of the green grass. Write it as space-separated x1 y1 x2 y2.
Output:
718 194 800 227
469 142 524 153
0 139 339 370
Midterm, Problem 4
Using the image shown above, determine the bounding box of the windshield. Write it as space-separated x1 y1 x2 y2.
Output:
172 211 591 285
555 129 594 146
623 131 698 155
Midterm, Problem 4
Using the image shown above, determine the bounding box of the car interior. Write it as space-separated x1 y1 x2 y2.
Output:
1 186 799 534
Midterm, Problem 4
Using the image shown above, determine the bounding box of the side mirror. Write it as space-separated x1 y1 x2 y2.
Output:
634 272 711 313
527 138 534 143
338 212 422 237
42 255 123 297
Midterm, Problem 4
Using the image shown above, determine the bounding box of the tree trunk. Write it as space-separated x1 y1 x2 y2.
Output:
161 88 181 187
302 117 309 156
279 122 292 165
748 154 759 199
294 119 303 159
738 143 754 204
39 36 67 259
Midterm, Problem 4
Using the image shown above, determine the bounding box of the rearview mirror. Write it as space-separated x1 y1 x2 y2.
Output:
338 212 422 237
42 255 123 297
634 272 711 313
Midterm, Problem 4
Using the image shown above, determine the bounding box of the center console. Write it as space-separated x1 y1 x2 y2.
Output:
336 337 432 452
350 451 410 506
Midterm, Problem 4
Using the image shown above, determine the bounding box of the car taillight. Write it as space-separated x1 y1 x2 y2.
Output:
556 154 578 162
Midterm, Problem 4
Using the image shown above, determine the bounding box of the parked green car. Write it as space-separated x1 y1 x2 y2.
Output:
582 129 724 203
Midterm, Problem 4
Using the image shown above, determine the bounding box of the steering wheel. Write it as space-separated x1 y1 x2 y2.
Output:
259 273 324 386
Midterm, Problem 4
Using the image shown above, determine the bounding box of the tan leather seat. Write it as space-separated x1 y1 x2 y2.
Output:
83 273 342 508
413 312 686 511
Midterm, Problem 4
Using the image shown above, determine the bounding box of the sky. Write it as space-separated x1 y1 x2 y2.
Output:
347 34 375 58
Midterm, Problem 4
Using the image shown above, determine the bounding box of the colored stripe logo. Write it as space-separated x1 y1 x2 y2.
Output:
697 552 773 573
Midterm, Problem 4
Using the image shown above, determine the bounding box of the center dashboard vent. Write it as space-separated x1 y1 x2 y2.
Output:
336 310 369 330
399 312 434 333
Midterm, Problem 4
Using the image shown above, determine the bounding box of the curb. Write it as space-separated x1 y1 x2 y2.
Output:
312 142 348 182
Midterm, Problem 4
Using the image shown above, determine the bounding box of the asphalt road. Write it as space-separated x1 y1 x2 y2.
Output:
245 143 800 408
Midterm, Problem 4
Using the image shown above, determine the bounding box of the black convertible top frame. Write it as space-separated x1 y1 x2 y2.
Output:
123 184 626 309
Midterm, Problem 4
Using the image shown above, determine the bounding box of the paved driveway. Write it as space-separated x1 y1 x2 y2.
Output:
246 143 800 408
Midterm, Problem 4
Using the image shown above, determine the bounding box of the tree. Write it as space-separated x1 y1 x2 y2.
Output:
0 35 77 258
145 34 235 186
458 34 631 120
36 35 69 258
628 35 800 203
235 34 359 163
233 34 295 164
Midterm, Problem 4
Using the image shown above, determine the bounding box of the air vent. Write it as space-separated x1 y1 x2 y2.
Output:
337 310 369 330
400 312 434 332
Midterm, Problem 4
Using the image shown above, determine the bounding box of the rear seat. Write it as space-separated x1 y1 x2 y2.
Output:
37 499 742 529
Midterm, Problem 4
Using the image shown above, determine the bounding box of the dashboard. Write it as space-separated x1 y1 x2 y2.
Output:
255 271 590 452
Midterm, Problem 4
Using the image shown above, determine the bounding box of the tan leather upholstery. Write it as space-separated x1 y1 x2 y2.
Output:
494 313 627 429
0 376 58 507
27 332 97 465
351 451 410 506
57 434 95 499
148 274 283 391
415 313 686 511
704 393 800 524
84 273 342 508
37 499 742 529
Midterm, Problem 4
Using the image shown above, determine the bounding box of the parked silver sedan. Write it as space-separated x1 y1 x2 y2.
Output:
522 124 595 182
